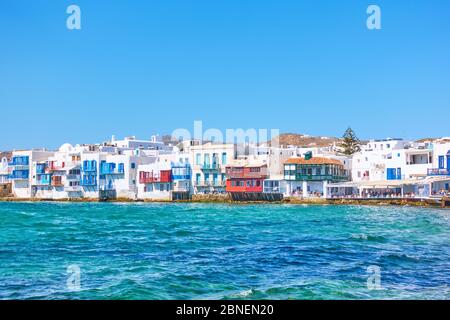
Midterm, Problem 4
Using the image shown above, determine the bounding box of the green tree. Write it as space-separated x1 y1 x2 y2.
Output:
340 127 361 155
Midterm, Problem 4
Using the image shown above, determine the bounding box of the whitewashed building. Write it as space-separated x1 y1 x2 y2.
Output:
188 142 236 194
10 149 55 198
0 157 10 184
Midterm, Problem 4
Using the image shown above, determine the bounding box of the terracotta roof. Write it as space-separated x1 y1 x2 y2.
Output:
285 157 343 166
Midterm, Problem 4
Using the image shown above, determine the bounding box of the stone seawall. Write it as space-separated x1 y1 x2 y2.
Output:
0 195 447 208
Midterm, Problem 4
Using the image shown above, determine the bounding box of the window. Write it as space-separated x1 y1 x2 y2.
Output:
131 163 136 169
222 153 227 165
212 153 218 165
439 156 445 169
397 168 402 180
196 153 201 165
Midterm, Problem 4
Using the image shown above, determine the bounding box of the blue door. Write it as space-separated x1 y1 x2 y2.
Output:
387 168 396 180
447 155 450 170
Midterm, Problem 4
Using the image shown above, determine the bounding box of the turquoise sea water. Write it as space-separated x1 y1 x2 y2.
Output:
0 202 449 300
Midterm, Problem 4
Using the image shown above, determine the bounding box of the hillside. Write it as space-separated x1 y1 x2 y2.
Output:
272 133 340 148
0 152 11 160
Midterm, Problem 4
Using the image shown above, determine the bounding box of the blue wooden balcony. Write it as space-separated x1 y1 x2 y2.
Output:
10 170 29 180
201 163 220 170
428 168 450 176
82 160 98 172
80 174 97 186
35 174 51 186
100 162 124 175
9 156 29 166
172 164 191 180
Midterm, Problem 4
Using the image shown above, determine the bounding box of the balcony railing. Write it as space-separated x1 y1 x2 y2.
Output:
100 168 125 175
428 168 450 176
226 171 268 179
140 177 159 184
47 166 66 172
9 157 29 166
172 174 191 180
194 181 210 187
66 174 81 181
286 174 348 182
51 180 64 187
10 170 29 180
80 177 97 186
201 163 220 170
9 164 29 170
35 179 51 186
65 186 82 192
195 181 226 187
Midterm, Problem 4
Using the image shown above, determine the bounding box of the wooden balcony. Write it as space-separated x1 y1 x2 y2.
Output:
428 168 450 176
226 168 268 179
140 176 159 184
139 170 172 184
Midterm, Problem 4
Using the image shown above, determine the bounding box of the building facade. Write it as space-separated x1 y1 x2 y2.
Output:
189 143 236 194
284 156 348 198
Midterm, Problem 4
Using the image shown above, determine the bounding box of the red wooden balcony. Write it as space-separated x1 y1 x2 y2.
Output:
139 170 172 184
47 161 66 172
139 171 158 184
226 179 264 193
159 170 172 183
226 166 268 179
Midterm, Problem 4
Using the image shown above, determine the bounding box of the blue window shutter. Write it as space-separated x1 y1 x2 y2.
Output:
439 156 445 169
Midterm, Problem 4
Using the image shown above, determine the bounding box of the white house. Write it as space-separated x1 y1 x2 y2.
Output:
188 142 236 194
137 160 172 201
0 157 10 184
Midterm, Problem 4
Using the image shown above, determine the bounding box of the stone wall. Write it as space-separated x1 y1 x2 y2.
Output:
0 183 12 197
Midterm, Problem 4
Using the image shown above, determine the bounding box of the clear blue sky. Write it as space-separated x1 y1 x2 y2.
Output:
1 0 449 150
